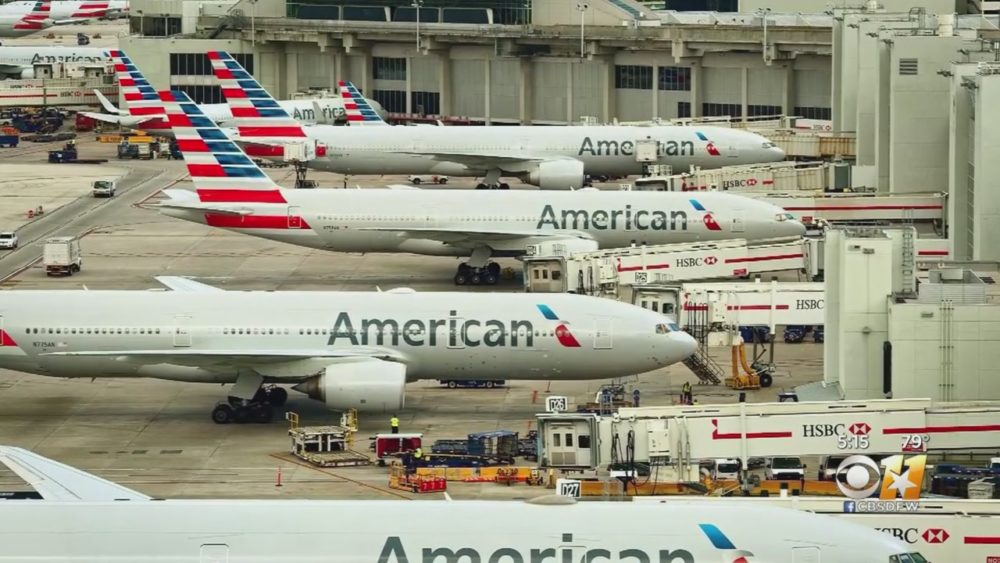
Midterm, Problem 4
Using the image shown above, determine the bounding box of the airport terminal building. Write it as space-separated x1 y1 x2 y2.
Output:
121 0 841 124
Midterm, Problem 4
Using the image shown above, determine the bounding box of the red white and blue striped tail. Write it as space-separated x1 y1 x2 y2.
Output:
14 0 50 30
207 50 307 140
71 1 110 18
109 50 165 118
159 89 286 204
339 80 387 126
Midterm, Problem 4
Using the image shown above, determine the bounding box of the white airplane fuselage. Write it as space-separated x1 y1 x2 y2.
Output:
0 14 48 37
304 124 785 183
0 46 107 78
0 290 693 383
161 189 806 258
4 0 128 19
0 499 917 562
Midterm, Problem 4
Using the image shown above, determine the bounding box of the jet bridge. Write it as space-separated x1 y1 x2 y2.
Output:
536 398 1000 479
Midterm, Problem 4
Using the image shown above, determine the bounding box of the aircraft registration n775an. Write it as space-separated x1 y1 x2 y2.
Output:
0 278 696 423
154 90 805 286
0 447 926 563
207 51 786 190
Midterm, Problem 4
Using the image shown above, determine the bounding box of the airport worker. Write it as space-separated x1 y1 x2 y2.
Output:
682 382 693 404
390 415 400 434
413 447 423 462
632 388 641 407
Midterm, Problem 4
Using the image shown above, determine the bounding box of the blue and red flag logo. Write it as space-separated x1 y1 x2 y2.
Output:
695 131 721 156
689 199 722 231
535 304 581 348
0 329 19 348
699 523 756 562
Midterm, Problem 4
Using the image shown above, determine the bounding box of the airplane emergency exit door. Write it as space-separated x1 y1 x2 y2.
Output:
173 315 192 348
593 318 613 349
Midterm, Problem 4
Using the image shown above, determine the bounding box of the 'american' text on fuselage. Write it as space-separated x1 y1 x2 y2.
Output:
578 137 696 157
327 311 535 348
537 205 688 231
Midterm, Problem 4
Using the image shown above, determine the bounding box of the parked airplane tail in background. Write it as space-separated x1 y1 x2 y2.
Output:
207 50 307 141
79 50 169 128
338 80 387 126
13 0 51 31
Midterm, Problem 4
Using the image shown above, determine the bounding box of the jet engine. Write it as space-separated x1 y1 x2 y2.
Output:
292 358 406 412
18 68 34 79
523 160 585 190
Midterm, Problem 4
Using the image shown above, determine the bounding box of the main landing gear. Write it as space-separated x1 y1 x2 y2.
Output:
211 384 289 425
454 262 501 286
474 182 510 190
475 169 509 190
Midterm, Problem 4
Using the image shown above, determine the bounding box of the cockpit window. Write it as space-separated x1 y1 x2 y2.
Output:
669 322 680 332
655 323 682 334
774 212 796 222
761 142 777 149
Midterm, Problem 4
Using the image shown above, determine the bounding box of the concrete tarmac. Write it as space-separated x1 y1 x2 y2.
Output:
0 141 826 500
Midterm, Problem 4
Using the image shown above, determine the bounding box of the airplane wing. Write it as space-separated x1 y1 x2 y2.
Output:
394 152 572 172
0 446 151 501
0 63 26 75
153 190 253 216
38 350 402 371
154 276 225 293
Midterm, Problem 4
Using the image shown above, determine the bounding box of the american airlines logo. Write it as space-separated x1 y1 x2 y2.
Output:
31 54 107 64
376 534 705 562
578 137 696 157
536 205 688 232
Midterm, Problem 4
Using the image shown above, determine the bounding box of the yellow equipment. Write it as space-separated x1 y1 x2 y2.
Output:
725 343 761 390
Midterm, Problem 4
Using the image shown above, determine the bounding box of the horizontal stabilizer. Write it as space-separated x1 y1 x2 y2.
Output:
0 446 150 501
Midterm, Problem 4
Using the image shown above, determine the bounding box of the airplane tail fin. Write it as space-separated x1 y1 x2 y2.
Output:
206 51 307 141
338 80 388 126
71 1 110 18
109 50 166 119
159 89 286 204
15 0 52 30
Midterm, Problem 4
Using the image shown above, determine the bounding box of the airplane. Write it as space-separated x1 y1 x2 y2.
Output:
0 448 926 563
2 0 127 21
80 50 384 139
154 89 806 286
0 45 107 78
0 276 698 422
0 0 53 38
208 50 787 190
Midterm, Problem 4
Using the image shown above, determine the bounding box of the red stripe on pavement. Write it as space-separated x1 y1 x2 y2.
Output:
197 189 287 204
726 253 804 264
205 214 309 229
883 424 1000 435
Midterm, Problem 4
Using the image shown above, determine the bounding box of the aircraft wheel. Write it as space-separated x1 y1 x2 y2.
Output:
470 272 483 285
498 183 510 190
267 387 288 406
475 183 488 190
454 272 469 285
253 404 274 423
211 403 234 424
234 406 251 424
485 381 495 389
759 373 774 388
447 381 458 389
484 272 498 285
487 262 501 276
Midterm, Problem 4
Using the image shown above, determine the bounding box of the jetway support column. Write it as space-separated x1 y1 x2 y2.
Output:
690 60 704 117
783 62 795 119
284 48 298 100
566 62 574 123
740 67 748 122
651 63 659 119
601 56 615 123
440 50 452 118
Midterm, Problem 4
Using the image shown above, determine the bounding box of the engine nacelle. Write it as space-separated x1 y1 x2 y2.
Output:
19 68 35 79
522 159 585 190
292 358 406 413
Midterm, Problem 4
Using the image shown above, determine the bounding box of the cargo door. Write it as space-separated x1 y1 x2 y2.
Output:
593 317 613 349
288 206 303 229
173 315 192 348
200 544 229 563
792 546 820 563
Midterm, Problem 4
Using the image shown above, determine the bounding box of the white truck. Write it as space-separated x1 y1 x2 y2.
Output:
92 179 117 198
43 236 82 276
0 231 17 250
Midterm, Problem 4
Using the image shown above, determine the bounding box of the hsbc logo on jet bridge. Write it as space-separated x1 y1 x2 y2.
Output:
326 305 580 349
676 256 718 268
874 528 949 545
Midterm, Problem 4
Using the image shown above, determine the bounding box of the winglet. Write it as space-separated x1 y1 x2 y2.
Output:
338 80 387 126
0 446 151 501
159 89 285 204
93 89 125 115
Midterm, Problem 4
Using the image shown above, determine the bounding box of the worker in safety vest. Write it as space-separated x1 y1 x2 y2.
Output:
632 388 641 408
390 415 400 434
682 382 693 404
413 448 423 461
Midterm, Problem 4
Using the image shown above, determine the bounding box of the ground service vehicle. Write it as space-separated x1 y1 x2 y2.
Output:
438 379 505 389
766 456 805 480
43 237 82 276
92 179 116 198
0 231 16 249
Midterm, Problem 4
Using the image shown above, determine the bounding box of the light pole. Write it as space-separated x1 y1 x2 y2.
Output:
757 7 772 63
412 0 423 53
576 2 589 60
249 0 257 48
135 9 143 36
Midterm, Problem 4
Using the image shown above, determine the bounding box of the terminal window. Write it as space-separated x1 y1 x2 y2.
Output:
411 91 440 115
615 65 653 90
747 104 782 117
174 85 224 105
677 102 691 118
170 53 254 76
658 67 691 91
702 103 741 118
793 106 832 120
373 57 407 81
373 89 407 113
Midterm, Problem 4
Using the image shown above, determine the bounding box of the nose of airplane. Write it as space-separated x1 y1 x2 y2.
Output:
667 330 698 363
785 218 806 238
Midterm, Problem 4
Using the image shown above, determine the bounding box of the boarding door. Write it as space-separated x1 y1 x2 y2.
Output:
731 210 745 233
288 206 303 229
200 544 229 563
792 546 820 563
546 424 579 466
593 318 613 349
173 315 192 348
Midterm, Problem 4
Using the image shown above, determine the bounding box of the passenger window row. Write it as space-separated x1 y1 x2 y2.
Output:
26 328 162 335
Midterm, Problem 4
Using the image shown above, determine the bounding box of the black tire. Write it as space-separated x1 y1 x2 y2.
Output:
211 404 234 424
484 272 498 285
485 381 495 389
470 273 482 285
475 183 487 190
759 373 773 388
454 272 468 285
487 262 501 276
411 178 421 185
234 407 250 424
499 183 510 190
254 404 274 423
438 178 448 184
267 386 288 406
447 381 458 389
